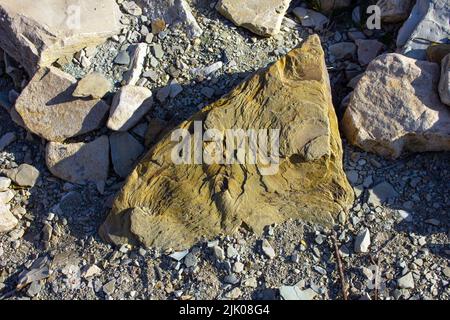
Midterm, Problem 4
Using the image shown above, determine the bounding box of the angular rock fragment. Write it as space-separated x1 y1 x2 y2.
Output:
216 0 291 37
110 132 145 178
342 53 450 158
73 72 112 99
46 136 110 184
15 67 110 142
136 0 202 38
100 35 353 249
0 0 122 75
107 85 153 132
123 43 148 86
396 0 450 60
293 7 329 31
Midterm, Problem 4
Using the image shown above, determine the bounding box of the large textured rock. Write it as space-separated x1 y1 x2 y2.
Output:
396 0 450 60
342 53 450 158
136 0 202 38
46 136 110 184
100 35 353 250
15 67 110 142
0 0 121 75
216 0 291 37
439 54 450 106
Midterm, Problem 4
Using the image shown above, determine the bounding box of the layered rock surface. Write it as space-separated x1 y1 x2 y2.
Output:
0 0 122 75
342 53 450 158
100 35 353 250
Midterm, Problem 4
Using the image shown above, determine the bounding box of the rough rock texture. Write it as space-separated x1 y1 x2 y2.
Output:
439 54 450 106
377 0 413 23
396 0 450 60
342 53 450 158
73 72 112 99
0 0 122 75
100 35 354 250
107 85 153 132
46 136 110 184
136 0 202 38
216 0 291 37
15 67 110 142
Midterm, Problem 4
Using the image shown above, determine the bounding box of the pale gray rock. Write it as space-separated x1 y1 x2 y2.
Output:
398 272 415 289
15 67 110 142
354 228 371 253
12 164 40 187
342 53 450 158
107 86 153 132
261 239 276 259
280 286 317 300
0 204 18 233
123 43 148 86
0 177 11 192
46 136 110 184
293 7 329 31
368 182 398 206
216 0 291 37
0 189 14 205
396 0 450 60
137 0 202 38
0 0 122 75
110 132 145 178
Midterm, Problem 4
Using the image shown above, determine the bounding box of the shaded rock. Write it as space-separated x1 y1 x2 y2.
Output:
46 136 110 184
318 0 351 13
100 35 353 250
0 0 121 75
107 85 153 132
114 51 130 66
136 0 202 38
144 118 168 147
355 39 384 66
110 132 145 178
439 54 450 106
73 72 112 99
396 0 450 60
216 0 291 37
329 42 356 60
342 53 450 158
427 43 450 63
15 67 110 142
12 164 40 187
377 0 413 23
293 7 329 31
0 132 15 151
0 204 18 233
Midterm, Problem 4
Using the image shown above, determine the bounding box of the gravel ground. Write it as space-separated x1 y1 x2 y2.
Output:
0 0 448 300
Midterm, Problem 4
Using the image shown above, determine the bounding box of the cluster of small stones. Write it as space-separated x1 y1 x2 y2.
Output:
0 0 448 300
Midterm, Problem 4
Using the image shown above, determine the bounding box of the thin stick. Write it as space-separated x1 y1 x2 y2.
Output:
331 230 348 300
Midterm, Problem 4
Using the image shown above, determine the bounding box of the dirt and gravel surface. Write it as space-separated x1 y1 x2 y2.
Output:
0 0 448 300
